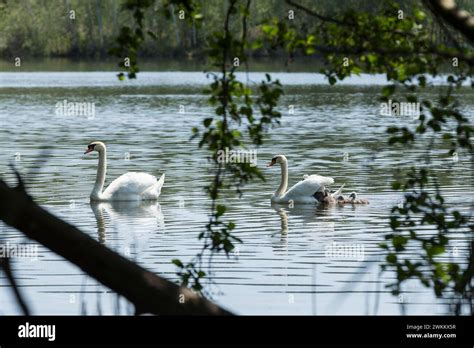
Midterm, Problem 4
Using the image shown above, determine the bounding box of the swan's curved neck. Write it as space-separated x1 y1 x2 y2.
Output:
91 149 106 200
275 158 288 197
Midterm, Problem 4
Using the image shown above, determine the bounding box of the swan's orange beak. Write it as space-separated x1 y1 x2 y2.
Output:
84 148 93 155
266 161 274 167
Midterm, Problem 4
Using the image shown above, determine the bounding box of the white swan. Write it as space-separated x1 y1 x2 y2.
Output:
84 141 165 202
267 155 343 204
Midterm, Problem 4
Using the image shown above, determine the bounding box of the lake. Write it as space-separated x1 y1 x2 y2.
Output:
0 60 472 315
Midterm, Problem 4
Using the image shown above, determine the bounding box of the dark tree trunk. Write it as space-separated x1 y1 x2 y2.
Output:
0 178 232 315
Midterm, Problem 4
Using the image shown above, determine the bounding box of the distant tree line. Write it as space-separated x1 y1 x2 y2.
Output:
0 0 473 59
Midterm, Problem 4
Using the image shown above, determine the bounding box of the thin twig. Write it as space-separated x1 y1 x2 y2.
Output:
0 257 31 315
285 0 346 25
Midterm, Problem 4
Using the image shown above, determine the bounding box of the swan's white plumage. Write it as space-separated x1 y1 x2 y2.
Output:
102 172 165 201
268 155 337 204
85 141 165 202
331 183 345 198
274 174 334 204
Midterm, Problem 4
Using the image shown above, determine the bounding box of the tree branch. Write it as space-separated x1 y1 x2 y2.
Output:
0 257 31 315
312 43 474 66
285 0 345 25
428 0 474 45
0 177 232 315
423 0 463 50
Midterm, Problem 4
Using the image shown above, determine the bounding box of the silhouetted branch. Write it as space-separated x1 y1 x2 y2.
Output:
9 163 26 192
285 0 345 25
423 0 464 50
428 0 474 45
0 257 31 315
0 173 232 315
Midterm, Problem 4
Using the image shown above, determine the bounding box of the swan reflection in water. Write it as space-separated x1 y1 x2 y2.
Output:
271 203 338 250
90 201 165 248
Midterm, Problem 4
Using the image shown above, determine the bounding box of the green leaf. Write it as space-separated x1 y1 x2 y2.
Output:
386 253 397 264
203 118 213 127
305 47 316 55
367 54 377 65
382 85 395 97
216 204 226 217
172 259 183 268
414 10 426 21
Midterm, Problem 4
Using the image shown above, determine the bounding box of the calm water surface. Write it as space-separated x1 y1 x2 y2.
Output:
0 66 472 315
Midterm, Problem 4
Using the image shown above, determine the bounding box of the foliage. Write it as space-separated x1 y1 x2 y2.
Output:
260 0 473 313
2 0 474 58
112 0 283 294
109 0 154 79
177 0 283 293
112 0 473 312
